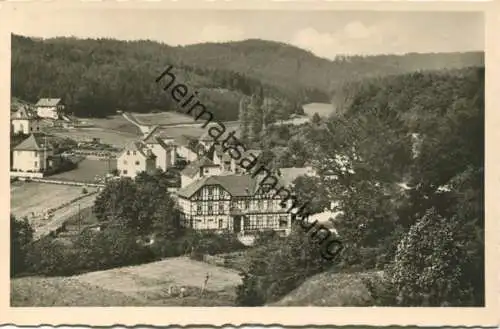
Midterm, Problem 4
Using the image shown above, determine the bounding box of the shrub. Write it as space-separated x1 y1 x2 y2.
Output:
82 187 88 194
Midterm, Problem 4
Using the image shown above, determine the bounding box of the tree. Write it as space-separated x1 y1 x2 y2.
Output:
311 112 322 125
93 171 180 236
389 208 476 306
292 176 330 214
10 214 34 277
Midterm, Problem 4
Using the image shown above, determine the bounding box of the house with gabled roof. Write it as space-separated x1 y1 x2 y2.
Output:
11 106 42 135
117 141 157 179
211 144 262 175
143 127 177 171
11 133 56 174
174 134 200 163
180 157 222 188
35 98 64 120
176 174 293 237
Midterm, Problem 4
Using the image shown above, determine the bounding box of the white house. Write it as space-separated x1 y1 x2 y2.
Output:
35 98 64 120
11 107 42 135
117 141 157 179
12 134 55 173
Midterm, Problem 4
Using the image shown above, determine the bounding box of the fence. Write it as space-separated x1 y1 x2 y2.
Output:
10 171 44 179
30 177 105 188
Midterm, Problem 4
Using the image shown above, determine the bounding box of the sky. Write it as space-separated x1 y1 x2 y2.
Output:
9 9 484 60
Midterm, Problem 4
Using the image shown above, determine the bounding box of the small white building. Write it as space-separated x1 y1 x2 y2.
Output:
117 141 157 179
35 98 64 120
12 134 54 173
11 107 42 135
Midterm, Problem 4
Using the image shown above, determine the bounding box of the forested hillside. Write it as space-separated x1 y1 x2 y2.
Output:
236 66 484 306
11 34 483 120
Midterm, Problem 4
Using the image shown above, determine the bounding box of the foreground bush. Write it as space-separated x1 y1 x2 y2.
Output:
23 229 155 276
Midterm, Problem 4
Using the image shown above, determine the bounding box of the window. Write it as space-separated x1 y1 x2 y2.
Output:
30 127 33 131
263 200 268 210
244 217 251 229
256 215 264 228
133 151 137 156
34 151 38 157
207 186 214 199
267 215 274 228
258 200 264 209
37 126 40 131
245 200 250 209
135 161 140 165
219 203 224 214
279 215 288 228
197 203 202 215
34 161 38 167
123 160 128 165
208 204 213 215
126 151 130 155
218 219 224 229
123 170 128 175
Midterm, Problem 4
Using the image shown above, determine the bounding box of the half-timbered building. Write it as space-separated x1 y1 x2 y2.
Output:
176 174 293 237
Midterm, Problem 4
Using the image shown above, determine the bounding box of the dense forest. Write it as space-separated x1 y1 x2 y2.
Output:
236 66 484 306
11 34 483 120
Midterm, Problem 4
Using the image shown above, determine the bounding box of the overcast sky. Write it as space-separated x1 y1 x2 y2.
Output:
10 9 484 60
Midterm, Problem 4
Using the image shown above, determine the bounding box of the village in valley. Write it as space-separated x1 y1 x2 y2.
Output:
9 10 484 309
10 95 334 242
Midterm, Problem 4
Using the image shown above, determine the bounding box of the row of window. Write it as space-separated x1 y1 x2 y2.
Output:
196 203 225 215
123 160 141 166
193 199 288 215
243 215 288 230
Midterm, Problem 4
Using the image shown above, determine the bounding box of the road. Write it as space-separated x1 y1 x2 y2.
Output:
33 193 98 240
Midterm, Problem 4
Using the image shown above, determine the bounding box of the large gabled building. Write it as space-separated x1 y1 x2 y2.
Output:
176 174 293 237
11 133 57 173
35 98 65 120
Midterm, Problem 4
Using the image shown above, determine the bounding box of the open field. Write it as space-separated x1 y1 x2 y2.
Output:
132 111 196 125
11 257 242 306
49 127 138 147
78 115 142 135
48 159 117 183
10 182 90 220
303 102 336 118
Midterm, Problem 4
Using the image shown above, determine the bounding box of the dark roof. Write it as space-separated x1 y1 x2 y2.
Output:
12 107 39 120
36 98 62 107
181 158 218 178
177 174 260 199
213 145 261 162
13 133 53 151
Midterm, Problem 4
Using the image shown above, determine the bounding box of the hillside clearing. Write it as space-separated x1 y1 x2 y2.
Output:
132 112 196 125
271 270 384 306
303 102 336 118
11 257 242 306
78 115 142 135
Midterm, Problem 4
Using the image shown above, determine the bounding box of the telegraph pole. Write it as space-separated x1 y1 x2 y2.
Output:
78 203 81 232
